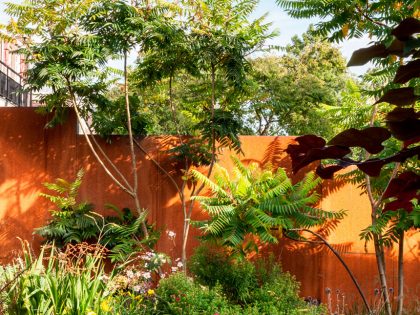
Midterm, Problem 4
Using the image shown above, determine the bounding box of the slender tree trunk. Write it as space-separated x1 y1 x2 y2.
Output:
124 51 148 237
373 232 392 315
364 105 392 315
66 79 133 196
166 74 189 270
396 230 404 315
180 63 218 269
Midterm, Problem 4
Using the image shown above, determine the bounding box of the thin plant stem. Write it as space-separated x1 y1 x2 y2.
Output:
289 228 372 314
123 51 148 238
396 230 404 315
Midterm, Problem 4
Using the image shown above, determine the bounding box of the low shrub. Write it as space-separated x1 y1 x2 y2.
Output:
0 242 324 315
189 243 325 314
153 272 241 315
188 244 257 303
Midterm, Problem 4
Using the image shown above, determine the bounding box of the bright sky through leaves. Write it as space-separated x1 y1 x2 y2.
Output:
0 0 370 75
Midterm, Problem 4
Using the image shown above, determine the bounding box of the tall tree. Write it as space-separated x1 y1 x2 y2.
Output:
0 0 154 236
241 30 358 138
131 0 274 266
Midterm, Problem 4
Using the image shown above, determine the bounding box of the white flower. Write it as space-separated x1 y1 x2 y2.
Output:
126 270 134 279
167 230 176 239
142 271 151 279
133 285 142 292
140 255 151 261
177 261 183 268
171 266 178 273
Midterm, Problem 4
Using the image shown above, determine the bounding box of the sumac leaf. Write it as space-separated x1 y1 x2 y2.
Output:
347 44 387 67
383 172 420 212
393 59 420 84
328 127 391 154
375 87 417 106
389 146 420 163
386 108 420 141
391 18 420 41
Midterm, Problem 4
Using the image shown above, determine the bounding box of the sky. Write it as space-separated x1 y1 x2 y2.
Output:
0 0 371 75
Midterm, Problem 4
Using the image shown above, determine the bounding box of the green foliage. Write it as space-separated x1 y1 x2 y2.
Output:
195 109 243 154
241 29 361 138
34 171 154 262
188 244 257 303
154 272 240 315
191 157 345 255
0 242 109 315
188 244 325 314
91 94 150 138
166 138 213 167
34 169 100 246
277 0 417 43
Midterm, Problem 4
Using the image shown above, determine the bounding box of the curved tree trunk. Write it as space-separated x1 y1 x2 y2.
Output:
290 228 372 314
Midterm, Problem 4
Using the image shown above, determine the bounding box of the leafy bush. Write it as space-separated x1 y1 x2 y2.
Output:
189 244 325 314
153 272 241 315
188 244 257 303
34 170 157 262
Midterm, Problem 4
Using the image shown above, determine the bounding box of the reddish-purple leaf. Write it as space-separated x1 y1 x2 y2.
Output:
404 136 420 147
388 146 420 164
393 59 420 84
386 39 405 57
386 108 420 141
286 135 326 171
295 134 326 149
357 146 420 177
316 165 344 179
357 159 386 177
347 44 387 67
383 172 420 212
375 87 418 106
292 146 351 174
286 135 351 174
391 18 420 41
328 127 391 154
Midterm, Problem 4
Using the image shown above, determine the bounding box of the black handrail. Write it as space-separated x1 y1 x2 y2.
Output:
0 59 32 107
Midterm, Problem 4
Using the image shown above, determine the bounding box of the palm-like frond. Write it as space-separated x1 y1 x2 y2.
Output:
193 158 345 255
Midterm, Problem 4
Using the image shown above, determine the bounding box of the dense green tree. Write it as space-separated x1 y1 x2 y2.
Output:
0 0 157 236
130 0 274 266
241 31 359 138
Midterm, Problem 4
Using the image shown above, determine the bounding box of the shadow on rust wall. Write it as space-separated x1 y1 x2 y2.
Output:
0 108 418 310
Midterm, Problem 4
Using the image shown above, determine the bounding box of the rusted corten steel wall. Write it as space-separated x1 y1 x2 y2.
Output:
0 108 418 309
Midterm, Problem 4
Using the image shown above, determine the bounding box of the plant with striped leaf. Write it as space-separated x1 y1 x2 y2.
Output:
191 157 345 255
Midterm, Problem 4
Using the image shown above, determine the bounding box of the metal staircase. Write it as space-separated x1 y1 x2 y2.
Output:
0 60 31 107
